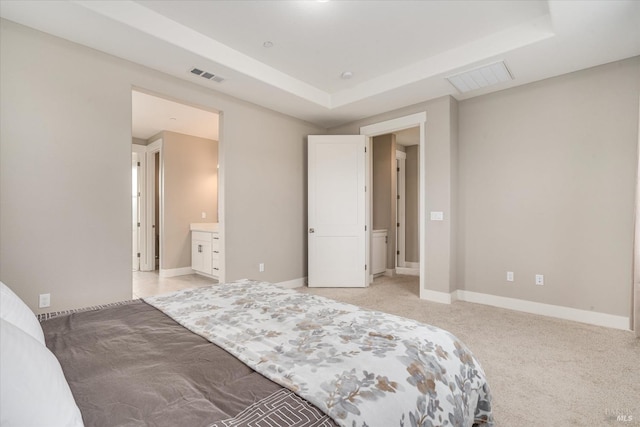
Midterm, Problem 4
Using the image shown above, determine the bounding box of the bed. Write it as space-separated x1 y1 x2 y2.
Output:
1 280 494 427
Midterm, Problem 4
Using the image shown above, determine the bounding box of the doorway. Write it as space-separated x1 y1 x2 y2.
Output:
360 112 426 294
131 89 220 285
370 128 419 278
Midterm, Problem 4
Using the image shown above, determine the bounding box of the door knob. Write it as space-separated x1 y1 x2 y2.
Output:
309 228 315 233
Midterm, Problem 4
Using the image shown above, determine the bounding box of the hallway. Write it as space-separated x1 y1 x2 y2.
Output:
132 271 216 299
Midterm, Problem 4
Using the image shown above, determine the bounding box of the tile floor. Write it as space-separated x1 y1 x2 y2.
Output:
132 271 217 299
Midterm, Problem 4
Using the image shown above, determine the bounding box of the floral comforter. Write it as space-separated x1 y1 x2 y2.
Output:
144 280 493 427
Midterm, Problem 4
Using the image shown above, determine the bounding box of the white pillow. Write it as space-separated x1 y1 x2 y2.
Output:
0 281 45 344
0 319 84 427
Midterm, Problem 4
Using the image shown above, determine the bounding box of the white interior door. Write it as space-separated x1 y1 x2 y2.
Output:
396 151 406 268
145 139 162 272
132 152 140 271
308 135 368 287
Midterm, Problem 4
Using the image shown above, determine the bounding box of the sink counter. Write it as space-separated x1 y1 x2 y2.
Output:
190 222 219 232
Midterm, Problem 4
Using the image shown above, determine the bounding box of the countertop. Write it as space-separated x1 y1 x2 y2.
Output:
190 222 219 232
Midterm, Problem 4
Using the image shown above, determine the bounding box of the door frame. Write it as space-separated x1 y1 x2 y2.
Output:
360 112 426 293
131 88 224 280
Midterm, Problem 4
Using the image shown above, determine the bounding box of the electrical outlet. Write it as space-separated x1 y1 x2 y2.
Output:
259 263 265 272
201 212 206 219
506 271 514 282
39 293 51 308
535 274 544 286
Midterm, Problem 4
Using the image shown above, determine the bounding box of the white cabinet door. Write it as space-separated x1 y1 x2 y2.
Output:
372 230 387 275
308 135 367 287
192 234 212 275
191 240 204 273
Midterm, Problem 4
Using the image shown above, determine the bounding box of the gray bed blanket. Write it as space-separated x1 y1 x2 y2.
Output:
41 300 336 427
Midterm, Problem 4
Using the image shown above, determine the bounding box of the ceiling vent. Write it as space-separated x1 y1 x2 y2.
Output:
190 67 224 83
446 61 513 94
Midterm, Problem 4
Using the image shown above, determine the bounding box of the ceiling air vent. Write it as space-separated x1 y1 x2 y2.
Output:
190 67 224 83
446 61 512 94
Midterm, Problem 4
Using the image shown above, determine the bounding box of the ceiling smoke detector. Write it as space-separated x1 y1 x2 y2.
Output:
190 67 224 83
341 71 353 80
446 61 513 93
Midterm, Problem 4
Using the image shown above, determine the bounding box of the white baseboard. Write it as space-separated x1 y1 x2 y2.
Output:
276 277 306 289
396 267 419 276
405 262 419 269
368 270 395 280
455 290 630 331
159 267 195 278
420 289 453 304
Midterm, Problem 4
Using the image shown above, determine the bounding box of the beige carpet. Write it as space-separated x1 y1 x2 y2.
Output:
298 275 640 426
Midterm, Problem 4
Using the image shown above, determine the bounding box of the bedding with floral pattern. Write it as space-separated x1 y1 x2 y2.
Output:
145 280 493 427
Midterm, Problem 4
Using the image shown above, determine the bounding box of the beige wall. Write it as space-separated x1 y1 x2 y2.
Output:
0 19 324 313
425 96 458 295
405 145 419 263
331 58 639 320
162 131 218 270
372 134 397 268
458 57 640 317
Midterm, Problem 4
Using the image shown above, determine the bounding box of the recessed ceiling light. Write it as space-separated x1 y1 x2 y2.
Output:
263 41 274 48
341 71 353 79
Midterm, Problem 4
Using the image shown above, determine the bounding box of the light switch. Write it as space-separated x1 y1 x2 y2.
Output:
430 211 444 221
201 212 206 219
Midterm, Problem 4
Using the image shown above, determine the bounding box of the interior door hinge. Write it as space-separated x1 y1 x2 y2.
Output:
365 264 367 270
364 146 367 153
137 162 141 167
397 222 400 227
397 167 400 172
137 222 140 227
365 225 367 231
397 251 400 255
397 195 400 200
137 253 140 258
